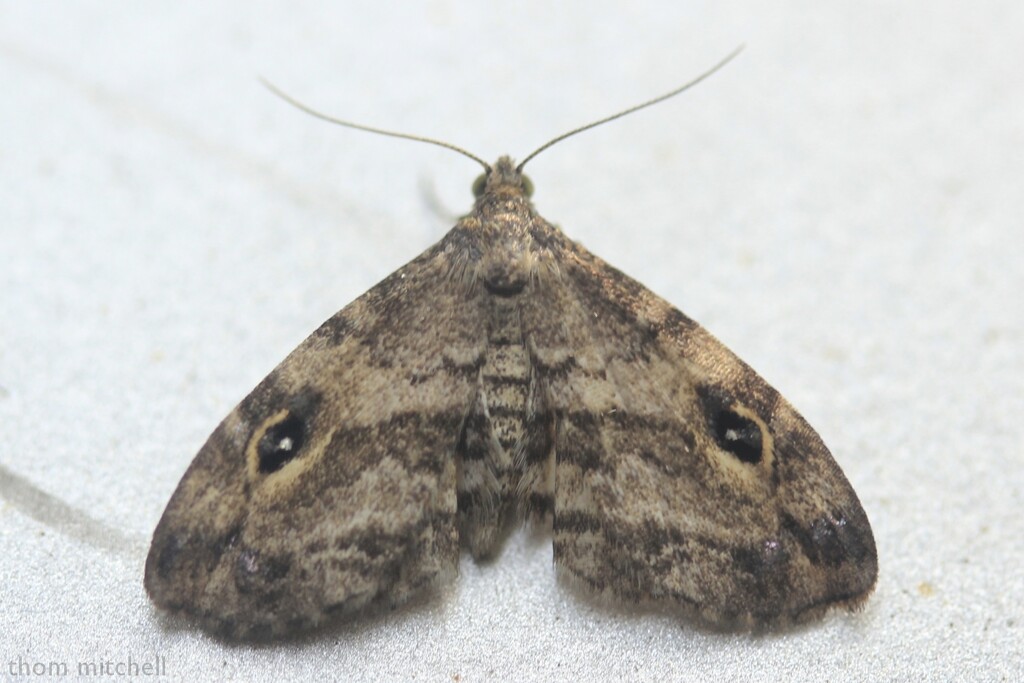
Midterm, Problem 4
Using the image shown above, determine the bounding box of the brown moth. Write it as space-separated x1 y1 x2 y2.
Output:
145 52 877 639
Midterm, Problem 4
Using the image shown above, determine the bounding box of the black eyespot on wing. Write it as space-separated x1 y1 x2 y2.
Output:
257 414 306 473
714 409 763 464
697 385 764 464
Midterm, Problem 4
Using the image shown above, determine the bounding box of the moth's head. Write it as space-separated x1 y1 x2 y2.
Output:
472 156 534 201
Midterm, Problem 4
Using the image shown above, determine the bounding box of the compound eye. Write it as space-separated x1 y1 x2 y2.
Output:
521 174 534 197
471 172 488 198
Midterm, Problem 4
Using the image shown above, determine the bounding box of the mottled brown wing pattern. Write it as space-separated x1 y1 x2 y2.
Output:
144 242 486 639
528 242 877 626
147 155 876 639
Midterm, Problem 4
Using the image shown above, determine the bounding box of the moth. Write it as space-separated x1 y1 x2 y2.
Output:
145 51 877 639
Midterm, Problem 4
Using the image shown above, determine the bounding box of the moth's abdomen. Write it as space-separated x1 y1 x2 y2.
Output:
482 302 531 454
455 298 532 558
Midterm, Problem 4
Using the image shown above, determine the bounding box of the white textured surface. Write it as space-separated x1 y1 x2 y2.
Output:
2 2 1022 681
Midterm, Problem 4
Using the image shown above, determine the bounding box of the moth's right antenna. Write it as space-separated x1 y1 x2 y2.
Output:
517 45 745 171
260 78 492 172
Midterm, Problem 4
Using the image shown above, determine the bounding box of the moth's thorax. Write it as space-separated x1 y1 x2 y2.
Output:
451 159 547 298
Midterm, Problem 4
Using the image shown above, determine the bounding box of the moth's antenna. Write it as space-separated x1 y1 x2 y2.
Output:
260 78 492 172
516 45 745 172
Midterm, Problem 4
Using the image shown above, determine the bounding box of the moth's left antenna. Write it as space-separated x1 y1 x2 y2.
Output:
260 78 491 171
